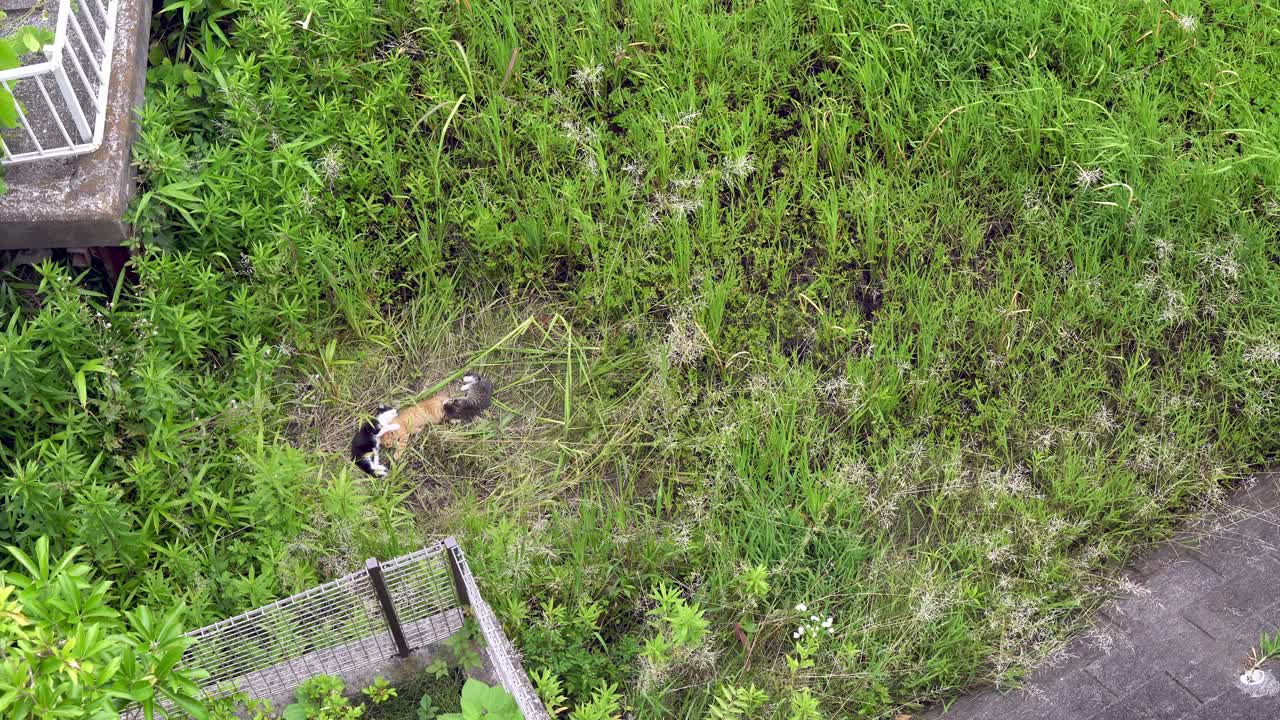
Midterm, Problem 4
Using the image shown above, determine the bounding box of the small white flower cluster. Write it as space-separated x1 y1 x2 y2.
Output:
134 316 158 339
1197 243 1241 282
720 154 756 186
571 63 605 96
318 147 344 184
1177 14 1198 33
671 110 701 128
560 119 598 145
645 174 707 226
1021 187 1047 219
1075 166 1103 188
622 158 647 185
1243 340 1280 365
560 120 602 175
792 603 834 639
664 310 706 367
1159 286 1188 322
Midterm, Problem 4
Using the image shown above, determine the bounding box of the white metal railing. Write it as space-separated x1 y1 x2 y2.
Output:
0 0 120 165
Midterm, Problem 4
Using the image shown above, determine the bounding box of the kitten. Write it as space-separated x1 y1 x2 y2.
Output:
379 374 493 452
350 405 400 478
350 375 493 477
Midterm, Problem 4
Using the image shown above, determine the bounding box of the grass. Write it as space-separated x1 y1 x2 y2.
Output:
364 669 465 720
2 0 1278 718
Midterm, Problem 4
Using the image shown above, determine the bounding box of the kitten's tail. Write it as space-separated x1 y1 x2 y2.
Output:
444 373 493 422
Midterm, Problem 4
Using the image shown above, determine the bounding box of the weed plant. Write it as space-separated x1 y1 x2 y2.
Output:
2 0 1278 718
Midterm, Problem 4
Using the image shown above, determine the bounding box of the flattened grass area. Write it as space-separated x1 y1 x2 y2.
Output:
3 0 1278 717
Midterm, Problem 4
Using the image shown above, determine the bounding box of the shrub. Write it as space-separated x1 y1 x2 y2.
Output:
0 537 207 719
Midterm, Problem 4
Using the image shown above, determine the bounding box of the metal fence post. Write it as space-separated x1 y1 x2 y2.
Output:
366 557 412 658
442 537 472 607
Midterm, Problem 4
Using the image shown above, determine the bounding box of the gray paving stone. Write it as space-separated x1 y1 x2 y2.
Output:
1104 559 1221 632
1003 670 1118 720
1085 617 1213 696
1169 643 1248 704
1188 528 1280 577
1133 543 1190 577
1260 602 1280 630
1182 571 1280 640
1025 621 1125 686
1096 672 1201 720
1180 693 1280 720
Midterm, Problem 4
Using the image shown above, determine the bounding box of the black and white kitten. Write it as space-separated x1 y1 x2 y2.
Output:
350 405 400 477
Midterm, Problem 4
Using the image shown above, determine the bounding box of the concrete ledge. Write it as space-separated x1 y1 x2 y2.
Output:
0 0 150 249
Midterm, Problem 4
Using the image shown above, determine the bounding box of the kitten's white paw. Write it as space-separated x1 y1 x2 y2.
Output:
460 376 476 392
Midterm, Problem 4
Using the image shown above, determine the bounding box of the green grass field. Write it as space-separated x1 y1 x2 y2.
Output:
3 0 1279 717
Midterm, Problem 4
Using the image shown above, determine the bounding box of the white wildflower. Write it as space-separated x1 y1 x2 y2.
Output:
577 148 599 175
672 110 701 127
1093 404 1117 432
571 63 605 96
1159 287 1188 322
1198 246 1240 281
1243 340 1280 365
1177 15 1198 32
795 603 807 612
318 147 344 183
720 154 756 186
664 311 705 367
623 159 646 180
1075 166 1103 188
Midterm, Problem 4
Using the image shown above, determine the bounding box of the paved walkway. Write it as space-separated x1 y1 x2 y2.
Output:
929 470 1280 720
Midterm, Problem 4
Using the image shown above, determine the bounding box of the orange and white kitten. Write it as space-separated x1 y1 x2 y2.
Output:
351 375 493 477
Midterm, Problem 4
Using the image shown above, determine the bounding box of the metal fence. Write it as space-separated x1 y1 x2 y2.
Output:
175 538 547 719
1 0 120 164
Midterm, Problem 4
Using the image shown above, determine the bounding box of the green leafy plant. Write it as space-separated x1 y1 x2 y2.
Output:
0 537 208 719
438 679 521 720
362 677 397 704
641 584 709 672
786 688 821 720
1246 629 1280 672
284 675 363 720
444 618 485 673
705 684 768 720
528 668 568 717
425 659 452 681
566 684 621 720
416 694 440 720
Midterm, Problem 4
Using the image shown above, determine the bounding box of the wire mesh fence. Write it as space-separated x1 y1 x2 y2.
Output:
1 0 121 164
168 538 546 719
